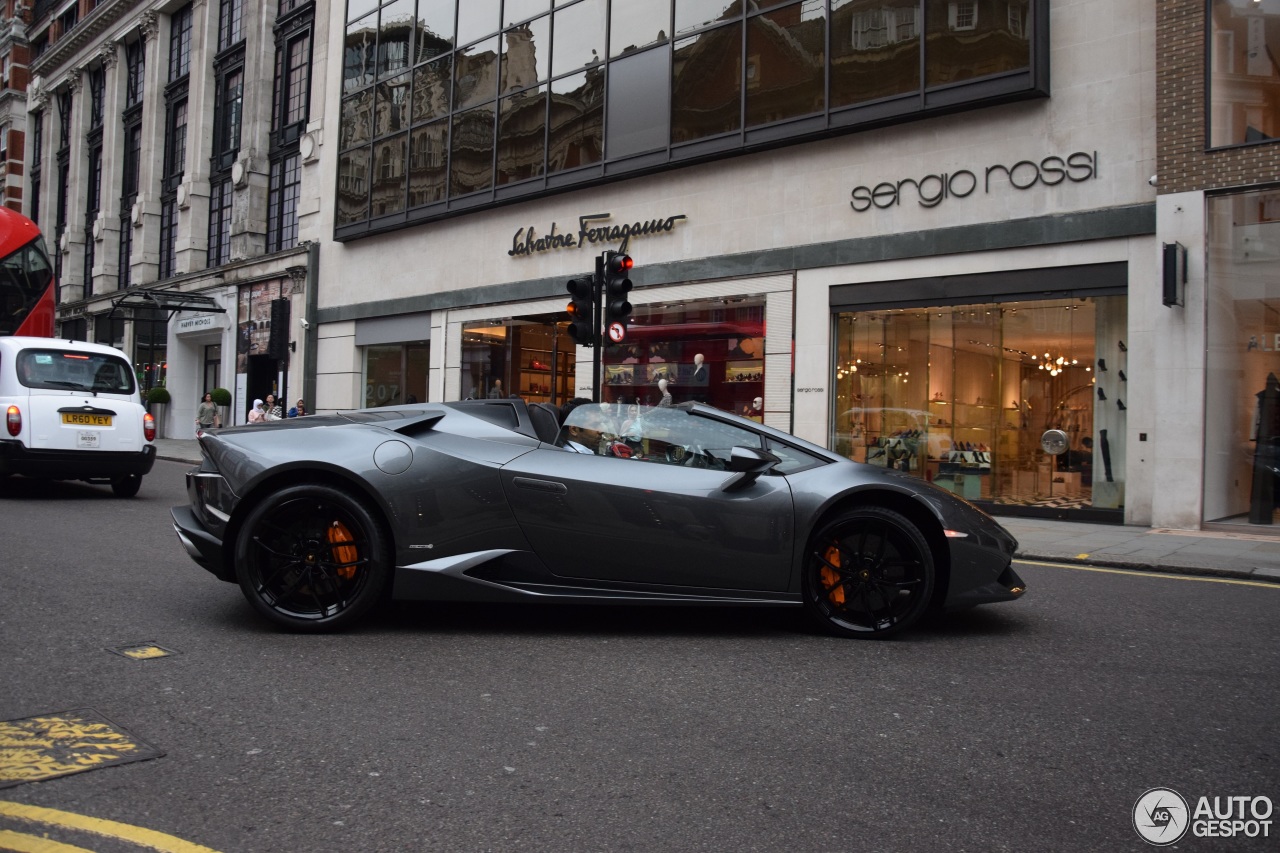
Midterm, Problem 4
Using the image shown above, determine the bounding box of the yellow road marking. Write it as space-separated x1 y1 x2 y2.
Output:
1075 553 1090 559
0 802 221 853
1015 558 1280 589
118 647 170 661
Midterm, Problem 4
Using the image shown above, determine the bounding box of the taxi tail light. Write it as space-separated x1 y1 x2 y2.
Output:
6 405 19 436
143 411 156 442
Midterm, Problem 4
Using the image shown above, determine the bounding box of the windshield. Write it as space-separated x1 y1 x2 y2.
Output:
16 349 137 394
0 238 54 336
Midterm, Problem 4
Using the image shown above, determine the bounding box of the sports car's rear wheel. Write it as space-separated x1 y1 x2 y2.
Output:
802 507 935 639
234 484 391 632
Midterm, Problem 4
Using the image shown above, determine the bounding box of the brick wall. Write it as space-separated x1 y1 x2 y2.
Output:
1158 0 1280 193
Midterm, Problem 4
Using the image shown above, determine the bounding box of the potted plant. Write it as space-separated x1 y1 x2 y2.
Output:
210 387 232 427
146 385 171 439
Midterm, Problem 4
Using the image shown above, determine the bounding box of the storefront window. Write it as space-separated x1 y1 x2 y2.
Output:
601 297 765 417
133 309 168 393
1206 189 1280 524
235 279 293 423
833 296 1127 514
1210 0 1280 147
364 342 429 406
461 314 574 404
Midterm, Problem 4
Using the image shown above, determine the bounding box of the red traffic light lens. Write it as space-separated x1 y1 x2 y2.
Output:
609 254 633 274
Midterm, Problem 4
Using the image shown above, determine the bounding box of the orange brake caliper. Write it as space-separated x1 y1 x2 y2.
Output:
327 521 359 580
821 545 845 605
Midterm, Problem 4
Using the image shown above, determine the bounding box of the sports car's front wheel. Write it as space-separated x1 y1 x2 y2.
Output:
802 507 935 639
234 484 391 632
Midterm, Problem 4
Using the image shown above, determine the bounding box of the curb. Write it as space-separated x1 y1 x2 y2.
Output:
1014 552 1280 585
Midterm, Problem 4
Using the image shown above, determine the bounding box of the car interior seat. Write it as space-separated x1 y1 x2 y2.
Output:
527 402 562 444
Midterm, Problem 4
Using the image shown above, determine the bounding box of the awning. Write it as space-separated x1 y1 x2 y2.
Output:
107 289 228 321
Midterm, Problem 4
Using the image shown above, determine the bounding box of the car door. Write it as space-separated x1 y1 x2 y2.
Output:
499 406 794 592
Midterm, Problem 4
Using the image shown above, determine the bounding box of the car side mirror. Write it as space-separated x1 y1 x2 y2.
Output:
721 445 781 491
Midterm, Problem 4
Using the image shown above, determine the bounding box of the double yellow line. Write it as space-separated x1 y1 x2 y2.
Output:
0 801 220 853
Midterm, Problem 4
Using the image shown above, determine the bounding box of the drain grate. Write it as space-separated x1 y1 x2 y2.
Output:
0 709 164 789
106 643 180 660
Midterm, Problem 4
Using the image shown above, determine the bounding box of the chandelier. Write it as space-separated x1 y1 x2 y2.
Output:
1033 352 1077 376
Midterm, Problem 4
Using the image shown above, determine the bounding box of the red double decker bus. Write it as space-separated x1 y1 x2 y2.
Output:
0 207 56 337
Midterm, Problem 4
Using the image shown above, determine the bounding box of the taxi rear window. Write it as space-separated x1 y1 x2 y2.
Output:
16 349 136 394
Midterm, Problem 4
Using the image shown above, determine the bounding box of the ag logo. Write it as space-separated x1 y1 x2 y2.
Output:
1133 787 1190 845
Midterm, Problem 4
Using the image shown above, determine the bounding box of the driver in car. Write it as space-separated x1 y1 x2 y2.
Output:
563 405 612 454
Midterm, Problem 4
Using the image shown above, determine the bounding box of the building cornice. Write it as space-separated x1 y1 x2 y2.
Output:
30 0 142 81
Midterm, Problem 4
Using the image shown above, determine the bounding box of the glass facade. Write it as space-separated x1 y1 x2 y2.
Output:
337 0 1044 235
364 342 430 406
1206 188 1280 525
601 297 766 416
833 295 1128 513
461 315 575 404
1210 0 1280 147
458 296 765 414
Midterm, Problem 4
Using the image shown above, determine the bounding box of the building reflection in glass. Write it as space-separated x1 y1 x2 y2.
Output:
672 23 742 143
549 69 603 173
337 0 1040 229
746 3 826 127
831 0 920 107
409 121 449 206
497 88 547 185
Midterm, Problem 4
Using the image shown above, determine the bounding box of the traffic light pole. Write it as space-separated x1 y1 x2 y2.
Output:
592 252 604 400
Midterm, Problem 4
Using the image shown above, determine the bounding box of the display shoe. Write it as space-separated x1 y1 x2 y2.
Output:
1117 399 1127 410
1118 370 1127 381
1097 387 1107 400
1118 340 1127 351
1097 358 1107 371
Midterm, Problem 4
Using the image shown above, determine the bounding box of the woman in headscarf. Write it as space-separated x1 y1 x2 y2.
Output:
248 398 266 424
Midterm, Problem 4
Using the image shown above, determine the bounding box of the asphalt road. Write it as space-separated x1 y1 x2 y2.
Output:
1 460 1278 852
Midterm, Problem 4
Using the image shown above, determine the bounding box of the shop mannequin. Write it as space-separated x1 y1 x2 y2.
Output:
692 353 707 384
743 396 763 422
657 377 673 407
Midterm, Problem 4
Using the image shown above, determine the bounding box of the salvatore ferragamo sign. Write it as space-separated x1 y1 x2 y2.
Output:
850 151 1099 212
509 212 688 257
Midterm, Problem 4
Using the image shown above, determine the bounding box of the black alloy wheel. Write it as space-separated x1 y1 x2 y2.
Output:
234 483 391 632
802 506 935 639
111 474 142 498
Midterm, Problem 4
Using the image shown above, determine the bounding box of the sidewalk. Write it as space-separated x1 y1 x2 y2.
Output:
152 438 1280 584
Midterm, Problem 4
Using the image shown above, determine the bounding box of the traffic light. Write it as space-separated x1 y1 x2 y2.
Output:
603 252 633 343
566 276 595 346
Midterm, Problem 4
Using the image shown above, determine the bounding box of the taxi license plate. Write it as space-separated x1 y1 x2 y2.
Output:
78 431 101 449
62 413 112 427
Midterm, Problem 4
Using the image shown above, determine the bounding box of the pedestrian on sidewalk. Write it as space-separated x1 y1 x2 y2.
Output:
248 399 266 424
263 394 283 421
195 392 221 430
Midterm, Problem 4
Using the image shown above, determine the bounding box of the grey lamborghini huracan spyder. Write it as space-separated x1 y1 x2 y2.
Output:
171 399 1025 638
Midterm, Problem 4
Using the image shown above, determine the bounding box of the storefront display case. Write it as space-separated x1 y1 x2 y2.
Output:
833 298 1121 517
601 301 766 415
